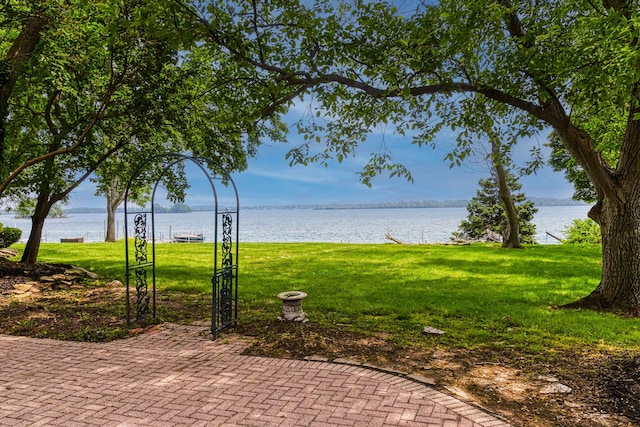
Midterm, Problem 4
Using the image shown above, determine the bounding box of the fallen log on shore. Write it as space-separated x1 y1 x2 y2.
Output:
384 232 405 244
545 231 563 242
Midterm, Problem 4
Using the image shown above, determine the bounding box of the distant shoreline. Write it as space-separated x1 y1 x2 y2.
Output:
58 197 587 214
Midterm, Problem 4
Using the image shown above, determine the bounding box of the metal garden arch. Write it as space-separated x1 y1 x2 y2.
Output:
124 153 239 338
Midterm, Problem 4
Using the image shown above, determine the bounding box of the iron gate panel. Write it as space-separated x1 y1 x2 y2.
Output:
124 154 239 339
212 211 238 335
125 211 156 322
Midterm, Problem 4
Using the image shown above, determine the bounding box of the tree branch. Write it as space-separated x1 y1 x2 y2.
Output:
499 0 615 198
283 71 558 124
43 90 61 136
0 84 116 196
0 14 49 114
51 141 125 203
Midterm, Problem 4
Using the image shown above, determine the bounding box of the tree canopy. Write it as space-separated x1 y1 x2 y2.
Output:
0 0 288 261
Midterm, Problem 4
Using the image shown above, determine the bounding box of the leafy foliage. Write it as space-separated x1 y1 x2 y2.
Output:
0 223 21 248
11 199 64 219
564 218 601 244
454 171 537 243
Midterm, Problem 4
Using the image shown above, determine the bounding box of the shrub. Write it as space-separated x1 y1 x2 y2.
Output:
563 218 601 244
0 224 22 248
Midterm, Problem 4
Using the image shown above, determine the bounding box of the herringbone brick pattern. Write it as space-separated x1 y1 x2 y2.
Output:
0 324 510 426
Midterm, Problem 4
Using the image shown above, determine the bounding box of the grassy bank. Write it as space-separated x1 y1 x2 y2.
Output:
32 241 638 353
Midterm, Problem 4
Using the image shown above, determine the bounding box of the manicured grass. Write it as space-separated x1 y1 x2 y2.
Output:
32 241 640 353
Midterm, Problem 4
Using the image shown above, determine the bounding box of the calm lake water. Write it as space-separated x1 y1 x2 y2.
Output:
0 205 591 245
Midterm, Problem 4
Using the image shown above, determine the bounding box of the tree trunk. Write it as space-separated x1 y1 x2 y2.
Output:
105 177 125 242
497 171 522 248
1 14 49 175
565 197 640 314
105 200 118 242
21 195 52 265
0 61 9 178
490 138 522 249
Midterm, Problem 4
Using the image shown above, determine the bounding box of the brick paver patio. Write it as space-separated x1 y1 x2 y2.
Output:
0 324 510 426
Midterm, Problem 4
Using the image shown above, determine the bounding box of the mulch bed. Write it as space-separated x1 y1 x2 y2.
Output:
0 258 72 291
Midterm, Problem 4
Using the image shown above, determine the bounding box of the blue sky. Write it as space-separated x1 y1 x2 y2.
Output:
228 127 574 207
68 122 575 209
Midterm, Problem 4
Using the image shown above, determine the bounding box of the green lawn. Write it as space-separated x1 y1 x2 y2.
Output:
33 241 640 353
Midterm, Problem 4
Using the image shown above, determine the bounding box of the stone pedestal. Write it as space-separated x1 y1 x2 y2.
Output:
277 291 308 322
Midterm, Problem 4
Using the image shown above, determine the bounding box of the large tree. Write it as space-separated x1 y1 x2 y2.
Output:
182 0 640 312
2 1 181 263
1 0 286 261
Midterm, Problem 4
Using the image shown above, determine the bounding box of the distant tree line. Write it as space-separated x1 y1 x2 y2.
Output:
63 197 584 214
152 203 192 214
245 197 584 211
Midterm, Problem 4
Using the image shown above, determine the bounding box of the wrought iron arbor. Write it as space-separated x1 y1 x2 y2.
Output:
124 153 239 338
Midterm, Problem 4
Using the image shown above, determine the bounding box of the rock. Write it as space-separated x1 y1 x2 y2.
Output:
12 284 34 293
0 248 18 258
537 375 559 382
422 326 445 336
64 269 82 277
67 267 98 279
40 276 55 282
540 383 572 394
8 283 40 294
304 355 329 362
107 280 123 287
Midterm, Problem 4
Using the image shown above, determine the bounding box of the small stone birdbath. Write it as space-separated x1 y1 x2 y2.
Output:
277 291 308 322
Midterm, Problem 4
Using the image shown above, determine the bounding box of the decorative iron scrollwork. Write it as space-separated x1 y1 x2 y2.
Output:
222 213 233 267
219 212 234 327
135 268 149 320
134 214 147 263
133 213 149 320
